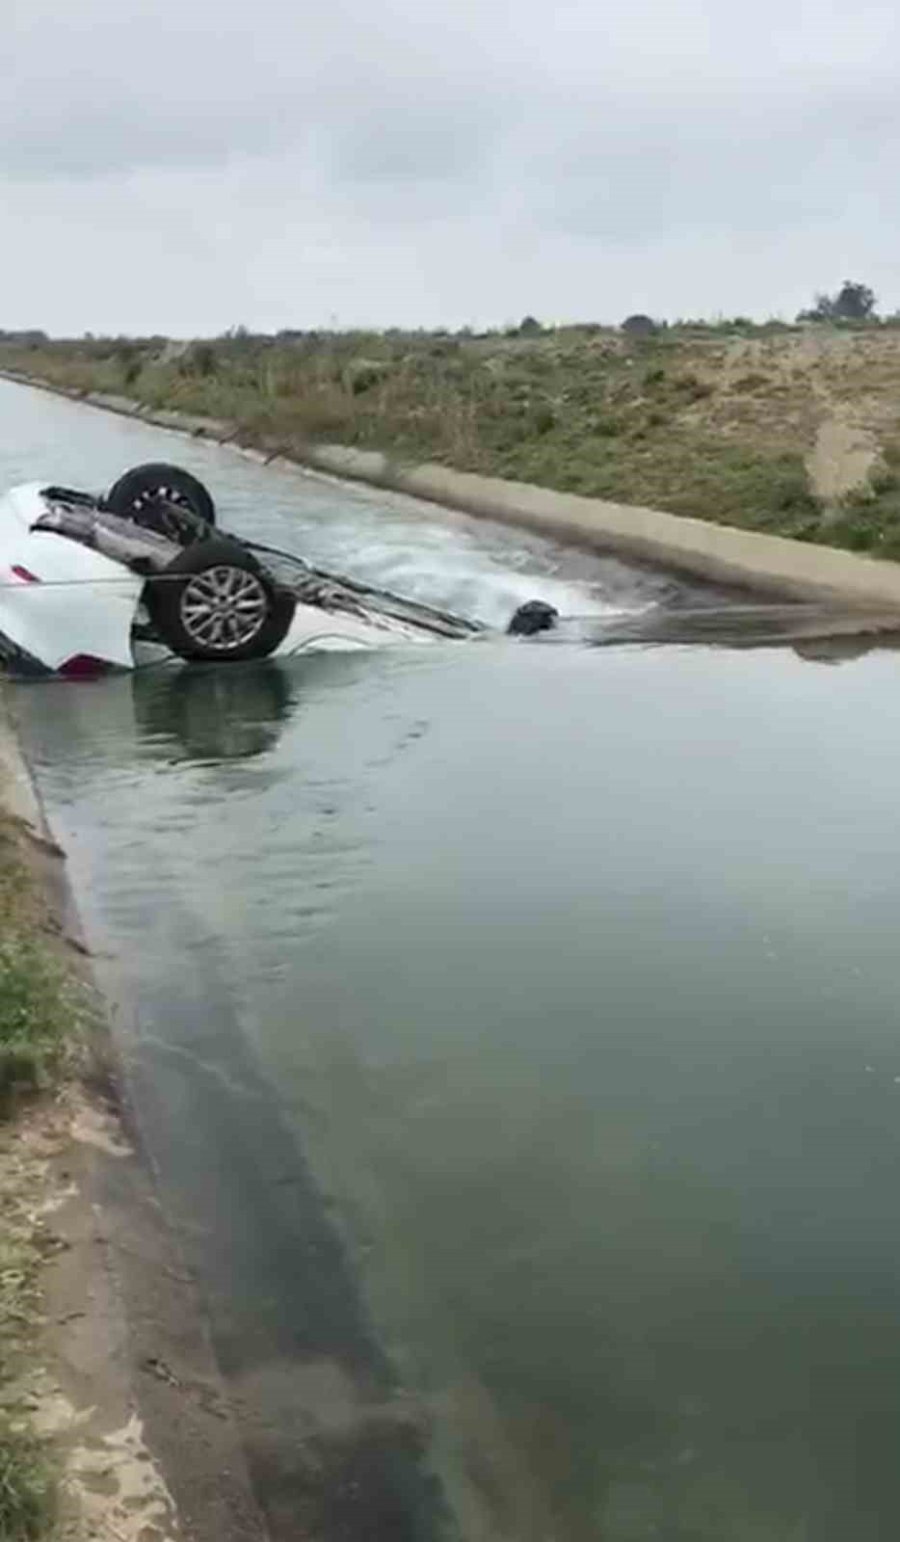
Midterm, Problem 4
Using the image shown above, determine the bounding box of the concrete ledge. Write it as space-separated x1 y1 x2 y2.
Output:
5 369 900 611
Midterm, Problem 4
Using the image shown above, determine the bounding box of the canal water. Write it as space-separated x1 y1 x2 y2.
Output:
6 379 900 1540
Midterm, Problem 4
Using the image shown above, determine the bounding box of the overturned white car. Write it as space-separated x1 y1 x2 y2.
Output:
0 463 560 677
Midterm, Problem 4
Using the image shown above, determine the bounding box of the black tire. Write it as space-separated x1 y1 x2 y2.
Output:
105 462 216 542
147 537 296 663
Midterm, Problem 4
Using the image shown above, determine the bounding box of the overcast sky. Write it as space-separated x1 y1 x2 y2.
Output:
4 0 899 335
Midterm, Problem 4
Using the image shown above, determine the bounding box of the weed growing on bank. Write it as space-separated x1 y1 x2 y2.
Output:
0 811 84 1538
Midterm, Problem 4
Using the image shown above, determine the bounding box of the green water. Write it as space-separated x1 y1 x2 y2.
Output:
7 378 900 1540
16 642 900 1542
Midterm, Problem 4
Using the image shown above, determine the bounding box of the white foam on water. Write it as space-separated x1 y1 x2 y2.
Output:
230 470 678 632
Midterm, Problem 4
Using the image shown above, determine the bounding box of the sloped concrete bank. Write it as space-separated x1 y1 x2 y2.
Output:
0 685 267 1541
6 367 900 612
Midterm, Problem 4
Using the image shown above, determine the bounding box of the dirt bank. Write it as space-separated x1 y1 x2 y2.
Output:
0 689 266 1541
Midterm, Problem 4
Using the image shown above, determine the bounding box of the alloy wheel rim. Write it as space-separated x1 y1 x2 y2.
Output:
179 565 268 651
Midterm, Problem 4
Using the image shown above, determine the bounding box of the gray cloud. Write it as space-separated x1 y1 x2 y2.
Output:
331 111 497 188
2 0 899 330
530 78 900 243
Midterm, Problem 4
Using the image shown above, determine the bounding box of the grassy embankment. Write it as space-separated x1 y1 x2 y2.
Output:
5 320 900 558
0 801 82 1539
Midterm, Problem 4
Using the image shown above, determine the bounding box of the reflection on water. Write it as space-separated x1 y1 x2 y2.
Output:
132 661 296 762
18 641 900 1542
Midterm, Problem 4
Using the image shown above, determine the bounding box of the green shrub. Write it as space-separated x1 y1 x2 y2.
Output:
673 372 714 402
0 1417 55 1540
731 372 769 393
0 937 70 1103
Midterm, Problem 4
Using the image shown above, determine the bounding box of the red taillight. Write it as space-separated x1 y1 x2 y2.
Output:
11 565 40 583
58 654 109 680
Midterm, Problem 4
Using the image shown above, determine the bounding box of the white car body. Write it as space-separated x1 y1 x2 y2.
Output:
280 594 447 655
0 483 143 672
0 482 472 674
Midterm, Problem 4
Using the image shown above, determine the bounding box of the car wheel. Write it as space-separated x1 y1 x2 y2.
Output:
105 463 216 542
147 538 296 662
